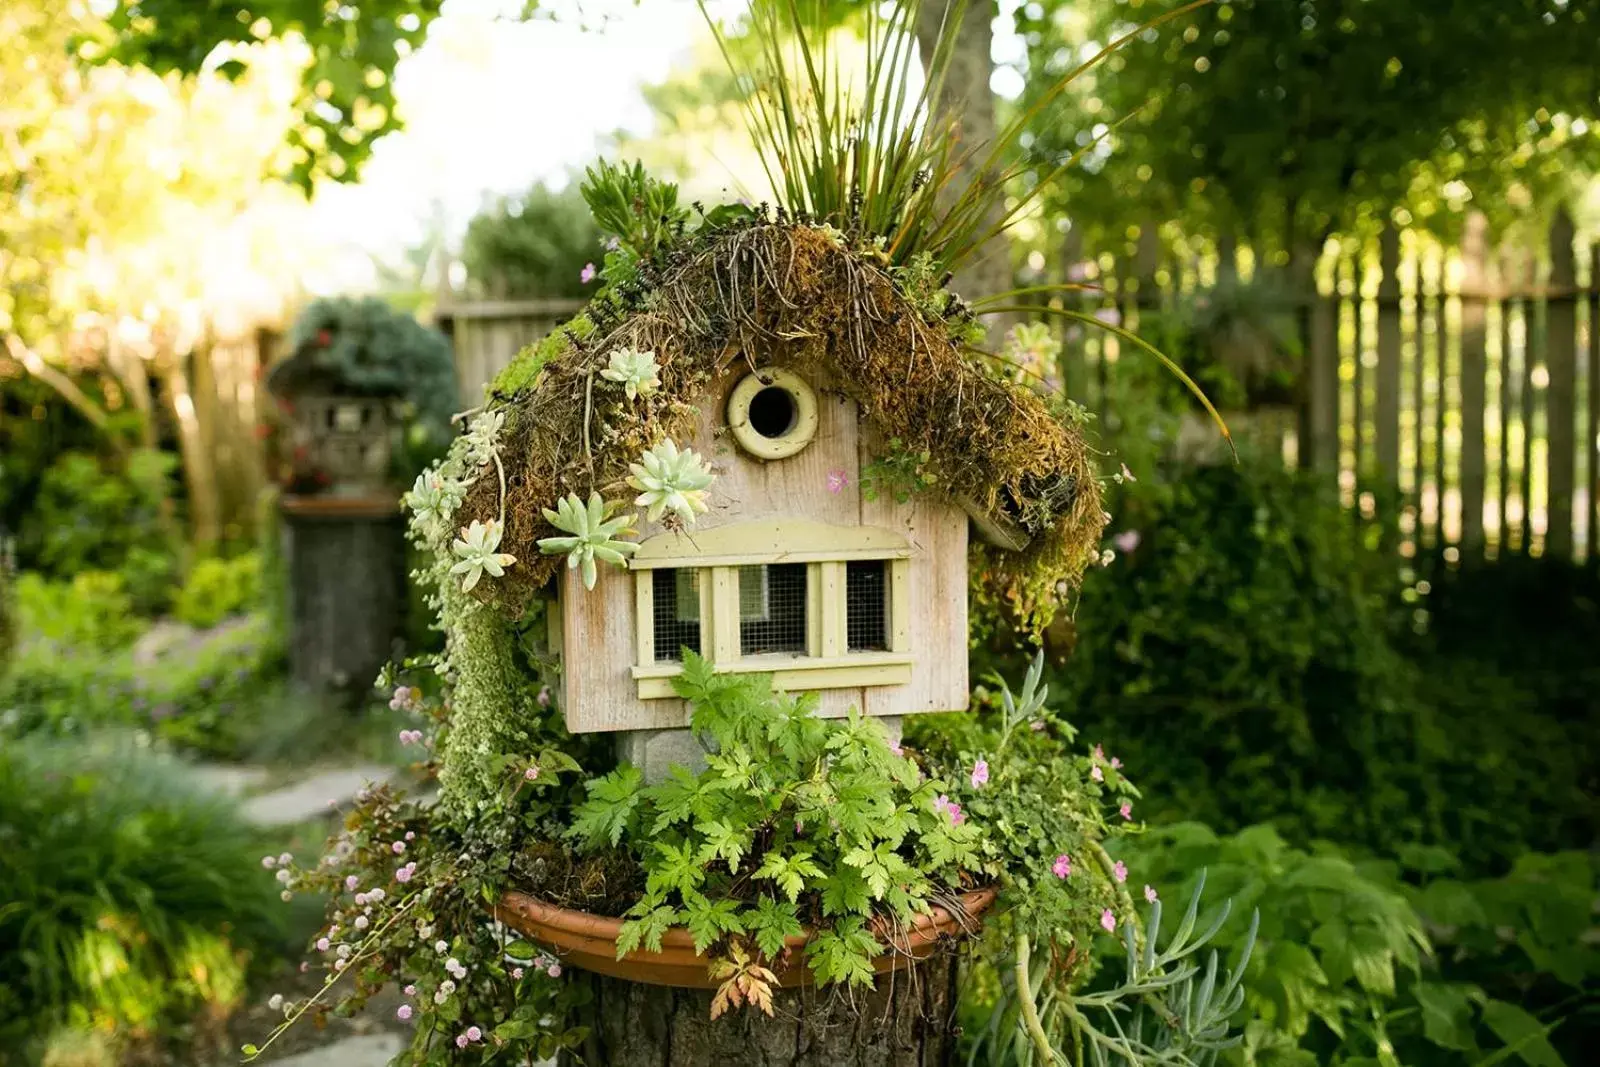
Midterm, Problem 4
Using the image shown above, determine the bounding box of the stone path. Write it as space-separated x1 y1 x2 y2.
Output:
238 763 397 827
262 1033 406 1067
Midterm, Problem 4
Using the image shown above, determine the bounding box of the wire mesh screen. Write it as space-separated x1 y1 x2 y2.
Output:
846 561 889 651
652 568 701 662
740 563 807 655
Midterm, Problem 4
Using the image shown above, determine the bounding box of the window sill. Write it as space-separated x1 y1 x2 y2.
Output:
630 652 913 700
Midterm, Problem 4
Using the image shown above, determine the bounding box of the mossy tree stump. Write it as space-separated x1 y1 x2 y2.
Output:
569 954 962 1067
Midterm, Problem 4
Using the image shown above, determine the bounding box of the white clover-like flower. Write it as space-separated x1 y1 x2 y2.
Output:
460 410 506 467
598 346 662 401
536 492 639 590
627 439 714 526
406 469 465 532
450 518 517 592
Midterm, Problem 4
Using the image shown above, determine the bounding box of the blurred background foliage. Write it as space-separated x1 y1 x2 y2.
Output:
3 0 1598 1064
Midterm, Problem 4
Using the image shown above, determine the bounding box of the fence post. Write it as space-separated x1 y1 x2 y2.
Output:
1590 241 1600 561
1458 214 1490 553
1375 225 1402 485
1547 209 1578 558
1301 242 1338 470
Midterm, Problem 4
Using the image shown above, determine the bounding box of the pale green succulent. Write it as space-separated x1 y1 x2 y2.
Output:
627 439 714 526
1004 322 1062 368
536 492 640 590
450 518 517 592
599 346 662 400
460 410 506 467
405 469 465 534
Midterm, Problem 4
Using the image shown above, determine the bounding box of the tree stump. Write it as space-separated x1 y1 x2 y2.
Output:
280 495 405 701
571 954 962 1067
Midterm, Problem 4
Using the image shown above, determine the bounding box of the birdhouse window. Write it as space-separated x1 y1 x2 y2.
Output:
739 563 808 655
627 520 913 699
845 561 890 652
651 569 702 662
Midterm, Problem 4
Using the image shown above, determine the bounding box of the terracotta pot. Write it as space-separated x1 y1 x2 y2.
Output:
495 887 998 990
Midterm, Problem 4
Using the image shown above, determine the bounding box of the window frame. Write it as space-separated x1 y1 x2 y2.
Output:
628 520 912 700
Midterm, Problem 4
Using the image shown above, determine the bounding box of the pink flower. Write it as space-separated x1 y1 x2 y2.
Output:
933 794 964 825
580 262 597 284
405 831 416 841
1119 802 1133 820
1112 529 1141 553
1111 756 1123 770
392 840 406 854
345 875 360 892
456 1034 469 1049
547 963 562 977
466 1026 483 1042
389 686 415 711
1113 860 1128 883
316 937 330 952
888 739 904 757
970 759 990 788
399 729 423 745
1144 884 1158 904
1100 908 1116 933
524 765 540 782
1093 744 1105 761
826 469 849 493
261 855 276 869
396 862 417 883
404 984 417 996
397 1004 413 1021
511 967 524 980
1091 765 1104 782
1052 854 1072 879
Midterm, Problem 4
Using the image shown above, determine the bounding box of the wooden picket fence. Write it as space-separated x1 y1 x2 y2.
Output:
436 298 585 404
1061 210 1600 563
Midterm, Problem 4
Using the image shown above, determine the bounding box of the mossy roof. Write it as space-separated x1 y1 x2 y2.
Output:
458 222 1105 626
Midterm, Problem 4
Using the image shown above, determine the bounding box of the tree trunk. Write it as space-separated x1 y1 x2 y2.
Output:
572 954 963 1066
915 0 1014 317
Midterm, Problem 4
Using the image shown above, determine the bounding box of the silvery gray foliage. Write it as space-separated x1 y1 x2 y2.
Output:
972 871 1258 1067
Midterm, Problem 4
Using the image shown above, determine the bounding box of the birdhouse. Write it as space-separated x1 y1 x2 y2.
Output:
554 362 972 734
452 225 1105 749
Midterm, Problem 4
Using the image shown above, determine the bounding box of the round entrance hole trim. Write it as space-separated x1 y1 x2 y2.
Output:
495 886 997 990
727 367 820 460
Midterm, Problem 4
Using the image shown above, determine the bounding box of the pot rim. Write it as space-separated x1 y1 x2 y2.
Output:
497 884 999 954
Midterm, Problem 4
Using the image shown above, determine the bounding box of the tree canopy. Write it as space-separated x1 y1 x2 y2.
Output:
96 1 444 192
1020 0 1600 250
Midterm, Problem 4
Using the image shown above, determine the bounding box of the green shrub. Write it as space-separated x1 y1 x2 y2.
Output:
1 586 284 759
1117 823 1598 1066
461 181 601 299
1022 457 1598 873
15 449 178 611
0 735 287 1057
173 553 263 629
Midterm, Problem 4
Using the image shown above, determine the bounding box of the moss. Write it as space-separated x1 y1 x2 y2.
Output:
436 592 544 816
490 312 597 399
458 222 1105 630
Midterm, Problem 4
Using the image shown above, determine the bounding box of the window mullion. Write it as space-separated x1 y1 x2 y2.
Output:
634 571 654 665
817 560 844 658
708 566 740 663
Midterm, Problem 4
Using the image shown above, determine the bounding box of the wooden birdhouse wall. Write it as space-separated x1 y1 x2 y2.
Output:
558 370 968 734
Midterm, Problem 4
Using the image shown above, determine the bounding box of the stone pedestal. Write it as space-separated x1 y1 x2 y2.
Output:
280 494 405 701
